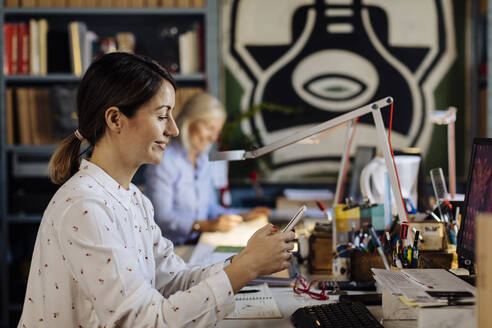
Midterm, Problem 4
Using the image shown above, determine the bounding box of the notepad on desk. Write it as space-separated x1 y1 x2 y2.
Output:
225 283 282 319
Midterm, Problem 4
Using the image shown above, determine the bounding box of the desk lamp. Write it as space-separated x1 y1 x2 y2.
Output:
210 97 409 243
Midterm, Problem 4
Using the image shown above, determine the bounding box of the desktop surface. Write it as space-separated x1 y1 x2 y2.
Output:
177 245 414 328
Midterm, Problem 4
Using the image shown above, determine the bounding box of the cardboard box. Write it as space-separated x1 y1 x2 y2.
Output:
409 222 445 251
308 229 333 274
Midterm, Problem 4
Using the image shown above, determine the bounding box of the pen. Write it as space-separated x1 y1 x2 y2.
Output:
411 231 420 268
369 226 390 270
426 210 441 222
316 200 332 223
238 289 260 294
412 227 424 243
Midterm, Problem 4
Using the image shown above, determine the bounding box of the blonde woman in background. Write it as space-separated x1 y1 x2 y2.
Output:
145 92 270 245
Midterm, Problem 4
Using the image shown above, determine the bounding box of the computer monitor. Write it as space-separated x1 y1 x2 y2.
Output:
457 138 492 273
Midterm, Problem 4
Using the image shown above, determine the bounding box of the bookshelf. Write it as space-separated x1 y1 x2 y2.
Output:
0 0 221 326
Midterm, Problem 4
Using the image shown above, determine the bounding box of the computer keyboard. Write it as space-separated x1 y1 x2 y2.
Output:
290 301 383 328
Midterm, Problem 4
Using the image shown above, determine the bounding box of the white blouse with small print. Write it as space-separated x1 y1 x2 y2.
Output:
18 159 235 328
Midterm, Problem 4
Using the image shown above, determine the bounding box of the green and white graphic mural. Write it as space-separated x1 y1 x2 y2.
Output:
222 0 467 179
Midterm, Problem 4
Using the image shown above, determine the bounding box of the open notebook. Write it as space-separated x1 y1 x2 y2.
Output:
225 283 282 319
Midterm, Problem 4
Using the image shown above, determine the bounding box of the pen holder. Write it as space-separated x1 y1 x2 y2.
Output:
350 251 392 281
408 222 446 251
390 251 453 270
308 229 333 274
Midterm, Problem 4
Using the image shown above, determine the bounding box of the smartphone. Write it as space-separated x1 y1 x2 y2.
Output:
282 205 307 233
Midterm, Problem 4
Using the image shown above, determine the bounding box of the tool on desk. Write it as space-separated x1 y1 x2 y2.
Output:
426 209 442 222
317 280 376 291
384 231 395 262
430 167 452 223
369 225 390 270
455 206 460 228
412 227 424 243
393 221 410 267
411 230 420 268
238 289 260 294
282 205 307 233
316 200 332 223
404 198 418 214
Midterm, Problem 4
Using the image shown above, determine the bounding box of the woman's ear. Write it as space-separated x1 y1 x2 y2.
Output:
104 106 123 133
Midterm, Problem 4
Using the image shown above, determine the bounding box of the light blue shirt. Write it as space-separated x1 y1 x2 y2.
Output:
145 140 233 245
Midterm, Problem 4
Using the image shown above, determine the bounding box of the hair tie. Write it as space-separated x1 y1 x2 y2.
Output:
74 129 87 143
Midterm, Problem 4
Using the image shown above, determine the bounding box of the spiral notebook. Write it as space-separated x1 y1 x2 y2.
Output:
225 283 282 319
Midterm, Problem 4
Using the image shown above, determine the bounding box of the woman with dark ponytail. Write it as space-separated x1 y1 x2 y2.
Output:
18 52 294 328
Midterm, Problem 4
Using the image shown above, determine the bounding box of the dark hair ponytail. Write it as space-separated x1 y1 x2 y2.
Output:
48 135 83 185
48 52 176 184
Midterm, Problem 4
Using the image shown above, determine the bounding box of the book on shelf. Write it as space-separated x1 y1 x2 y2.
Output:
175 0 191 7
112 0 130 6
18 23 29 74
35 88 57 144
131 0 145 6
83 0 97 7
27 88 42 145
5 0 20 7
68 21 98 75
84 31 98 72
38 0 53 6
52 0 67 6
11 87 58 145
3 23 17 75
6 88 15 146
4 21 32 75
192 0 204 7
196 23 204 72
21 0 36 7
146 0 159 6
98 0 113 7
178 28 199 74
29 19 40 75
160 0 175 6
15 88 33 145
38 19 49 75
67 0 84 7
68 21 84 76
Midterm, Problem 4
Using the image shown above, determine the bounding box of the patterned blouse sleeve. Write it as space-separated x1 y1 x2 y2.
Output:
143 196 236 314
58 196 235 327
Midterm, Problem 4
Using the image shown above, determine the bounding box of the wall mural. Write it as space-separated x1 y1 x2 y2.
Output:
222 0 462 178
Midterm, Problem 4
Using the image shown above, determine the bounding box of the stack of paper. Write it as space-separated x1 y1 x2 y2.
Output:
372 269 476 305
